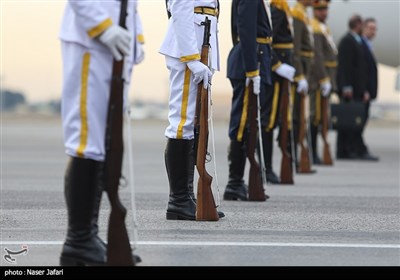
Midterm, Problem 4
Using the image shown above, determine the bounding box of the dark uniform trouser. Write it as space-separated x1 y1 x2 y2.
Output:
264 73 290 172
265 73 284 133
291 57 312 165
228 79 269 142
309 88 323 160
291 83 301 164
225 78 268 199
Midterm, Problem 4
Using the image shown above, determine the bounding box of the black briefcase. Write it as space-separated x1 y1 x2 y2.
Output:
330 102 366 131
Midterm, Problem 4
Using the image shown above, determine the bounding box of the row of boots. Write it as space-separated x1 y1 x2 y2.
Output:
59 157 140 266
61 138 224 266
224 130 280 201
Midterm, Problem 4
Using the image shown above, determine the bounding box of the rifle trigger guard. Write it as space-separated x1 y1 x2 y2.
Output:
206 152 212 163
119 175 128 189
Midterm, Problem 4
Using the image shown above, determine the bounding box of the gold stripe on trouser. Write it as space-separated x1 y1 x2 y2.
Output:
176 67 191 139
237 86 250 142
314 89 321 126
76 53 90 158
268 82 280 131
288 85 296 130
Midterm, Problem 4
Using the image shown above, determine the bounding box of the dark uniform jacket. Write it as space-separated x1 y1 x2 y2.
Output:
270 0 293 69
291 1 314 82
227 0 273 85
361 38 378 100
309 18 337 91
337 32 368 100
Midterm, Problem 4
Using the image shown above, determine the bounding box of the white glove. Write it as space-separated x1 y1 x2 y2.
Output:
320 81 332 97
187 61 213 89
135 43 145 65
296 78 309 94
98 25 132 61
245 76 261 95
275 63 295 81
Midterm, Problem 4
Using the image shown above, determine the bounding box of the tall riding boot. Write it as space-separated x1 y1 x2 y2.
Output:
60 157 106 266
262 130 280 184
91 164 142 264
165 139 197 220
224 140 248 201
310 125 321 164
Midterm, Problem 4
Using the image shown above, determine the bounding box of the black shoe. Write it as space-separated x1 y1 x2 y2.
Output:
313 156 322 165
223 183 248 201
336 152 358 160
266 170 280 184
358 152 379 161
166 204 225 220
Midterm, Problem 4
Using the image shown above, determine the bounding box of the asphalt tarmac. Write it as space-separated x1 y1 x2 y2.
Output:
1 116 399 266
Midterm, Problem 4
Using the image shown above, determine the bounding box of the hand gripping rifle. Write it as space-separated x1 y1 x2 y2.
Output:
298 93 313 173
103 0 135 266
246 81 267 201
194 17 219 221
321 96 333 165
279 79 294 184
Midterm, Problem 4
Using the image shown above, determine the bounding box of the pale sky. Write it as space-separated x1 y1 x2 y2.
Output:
1 0 399 104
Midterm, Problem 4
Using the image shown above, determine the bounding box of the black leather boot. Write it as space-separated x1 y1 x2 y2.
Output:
60 157 106 266
224 140 248 201
91 171 142 264
262 130 280 184
165 139 197 220
310 125 322 165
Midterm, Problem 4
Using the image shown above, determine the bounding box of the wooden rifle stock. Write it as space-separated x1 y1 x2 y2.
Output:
103 0 134 266
195 17 219 221
246 82 266 201
298 94 313 173
279 79 294 184
321 96 333 165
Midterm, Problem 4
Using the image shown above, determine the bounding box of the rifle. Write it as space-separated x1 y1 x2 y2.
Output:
194 17 219 221
321 96 333 165
103 0 135 266
297 94 313 173
279 79 294 184
246 82 267 201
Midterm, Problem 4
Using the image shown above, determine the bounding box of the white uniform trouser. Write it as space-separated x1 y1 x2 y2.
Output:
61 41 130 161
165 55 199 140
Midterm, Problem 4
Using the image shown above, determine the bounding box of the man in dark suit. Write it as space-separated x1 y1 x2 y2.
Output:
359 18 379 161
224 0 272 201
336 15 375 160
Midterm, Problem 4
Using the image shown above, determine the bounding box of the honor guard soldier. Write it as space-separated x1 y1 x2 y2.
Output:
291 0 314 171
223 0 273 200
160 0 224 220
263 0 296 184
59 0 144 265
309 0 337 164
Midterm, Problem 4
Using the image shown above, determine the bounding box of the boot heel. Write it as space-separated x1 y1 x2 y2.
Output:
166 211 194 220
223 193 238 201
60 255 86 266
166 212 180 220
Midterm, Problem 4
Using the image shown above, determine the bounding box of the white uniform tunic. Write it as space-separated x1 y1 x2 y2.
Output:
60 0 144 161
160 0 220 139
